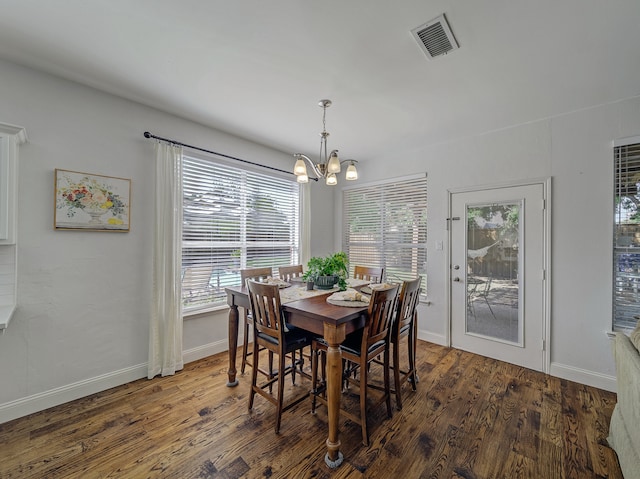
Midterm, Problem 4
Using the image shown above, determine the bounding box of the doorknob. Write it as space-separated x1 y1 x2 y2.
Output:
453 265 460 270
453 277 460 282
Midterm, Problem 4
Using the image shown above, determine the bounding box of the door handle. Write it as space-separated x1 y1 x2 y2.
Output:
453 277 460 282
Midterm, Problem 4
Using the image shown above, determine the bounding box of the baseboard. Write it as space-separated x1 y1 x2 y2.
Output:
0 363 148 425
182 339 229 364
417 329 447 346
0 340 229 425
550 362 617 392
415 331 617 392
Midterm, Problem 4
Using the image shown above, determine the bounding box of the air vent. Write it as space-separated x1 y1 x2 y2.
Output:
411 14 459 59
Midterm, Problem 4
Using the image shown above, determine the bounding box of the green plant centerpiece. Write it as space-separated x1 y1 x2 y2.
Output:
302 251 349 290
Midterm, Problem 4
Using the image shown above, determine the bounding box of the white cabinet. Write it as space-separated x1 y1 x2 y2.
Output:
0 123 27 245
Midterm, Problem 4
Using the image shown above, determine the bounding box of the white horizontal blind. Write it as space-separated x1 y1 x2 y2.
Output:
343 175 427 292
614 141 640 330
182 155 300 312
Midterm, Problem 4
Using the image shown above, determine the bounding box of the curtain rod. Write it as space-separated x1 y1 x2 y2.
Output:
143 131 317 181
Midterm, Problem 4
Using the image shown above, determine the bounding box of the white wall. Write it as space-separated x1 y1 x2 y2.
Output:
0 59 334 423
1 56 638 423
345 97 640 392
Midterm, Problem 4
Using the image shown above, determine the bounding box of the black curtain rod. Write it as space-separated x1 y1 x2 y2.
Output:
143 131 317 181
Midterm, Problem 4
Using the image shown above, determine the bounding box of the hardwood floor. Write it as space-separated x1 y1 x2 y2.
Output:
0 342 622 478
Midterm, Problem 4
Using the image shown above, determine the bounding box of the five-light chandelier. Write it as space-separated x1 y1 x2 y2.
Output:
293 99 358 185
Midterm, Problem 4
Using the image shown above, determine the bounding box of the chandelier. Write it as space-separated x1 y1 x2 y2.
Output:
293 99 358 185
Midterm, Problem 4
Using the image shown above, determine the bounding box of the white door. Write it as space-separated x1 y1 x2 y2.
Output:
450 182 548 372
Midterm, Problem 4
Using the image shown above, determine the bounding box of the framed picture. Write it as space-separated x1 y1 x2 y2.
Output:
54 169 131 232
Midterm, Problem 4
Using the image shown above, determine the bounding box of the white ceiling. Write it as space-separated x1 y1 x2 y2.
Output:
1 0 639 162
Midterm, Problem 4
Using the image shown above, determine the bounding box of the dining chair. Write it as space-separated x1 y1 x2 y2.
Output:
311 283 400 446
278 264 311 370
278 264 304 282
246 280 312 434
353 265 385 283
240 267 273 375
389 277 421 410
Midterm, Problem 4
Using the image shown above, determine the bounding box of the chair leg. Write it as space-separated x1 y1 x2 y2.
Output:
248 340 259 411
360 356 369 446
408 326 418 389
393 339 403 410
311 347 319 413
241 314 250 374
384 348 393 418
275 349 286 434
268 351 274 394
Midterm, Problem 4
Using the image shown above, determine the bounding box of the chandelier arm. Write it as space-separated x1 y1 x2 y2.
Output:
294 154 324 178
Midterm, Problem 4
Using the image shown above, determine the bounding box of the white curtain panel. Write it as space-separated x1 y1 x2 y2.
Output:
300 182 311 266
148 141 184 378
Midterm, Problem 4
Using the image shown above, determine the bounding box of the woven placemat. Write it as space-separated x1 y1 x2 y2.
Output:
326 298 369 307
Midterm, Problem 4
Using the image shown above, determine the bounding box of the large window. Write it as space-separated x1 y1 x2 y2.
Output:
182 155 300 313
342 174 427 293
614 138 640 331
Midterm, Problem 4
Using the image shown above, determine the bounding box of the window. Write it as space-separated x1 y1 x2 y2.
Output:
342 174 427 294
182 155 300 312
614 138 640 331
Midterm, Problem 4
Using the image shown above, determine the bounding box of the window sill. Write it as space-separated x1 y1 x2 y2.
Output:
183 303 229 319
0 304 16 332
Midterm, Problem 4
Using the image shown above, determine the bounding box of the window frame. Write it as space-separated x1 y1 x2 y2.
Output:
342 173 428 298
181 152 302 315
613 136 640 332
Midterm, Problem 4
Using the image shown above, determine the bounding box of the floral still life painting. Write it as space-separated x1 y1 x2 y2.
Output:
55 169 131 231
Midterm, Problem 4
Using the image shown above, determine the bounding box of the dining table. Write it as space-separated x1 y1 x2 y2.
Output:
225 279 370 468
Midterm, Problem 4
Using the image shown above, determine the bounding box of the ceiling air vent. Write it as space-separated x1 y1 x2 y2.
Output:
411 14 459 59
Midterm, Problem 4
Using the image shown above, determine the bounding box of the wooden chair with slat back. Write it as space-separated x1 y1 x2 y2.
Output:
240 267 273 375
390 277 421 410
278 264 308 370
311 283 400 446
278 264 304 282
246 280 312 434
353 265 385 283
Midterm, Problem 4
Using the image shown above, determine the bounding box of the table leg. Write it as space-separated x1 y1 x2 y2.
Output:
227 303 239 387
323 323 346 468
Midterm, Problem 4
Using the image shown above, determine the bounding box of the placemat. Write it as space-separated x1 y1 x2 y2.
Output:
326 298 369 307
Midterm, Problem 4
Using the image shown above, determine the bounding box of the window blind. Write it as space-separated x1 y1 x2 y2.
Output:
614 140 640 330
182 155 300 312
342 175 427 292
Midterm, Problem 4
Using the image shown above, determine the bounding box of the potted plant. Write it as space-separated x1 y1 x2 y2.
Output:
302 252 349 290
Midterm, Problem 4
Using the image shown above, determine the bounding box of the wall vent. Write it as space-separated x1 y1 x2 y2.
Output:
411 14 459 59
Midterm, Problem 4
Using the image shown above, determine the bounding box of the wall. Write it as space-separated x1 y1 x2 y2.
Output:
1 56 638 423
0 59 334 423
345 97 640 392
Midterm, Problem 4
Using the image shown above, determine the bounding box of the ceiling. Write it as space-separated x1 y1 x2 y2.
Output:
1 0 639 163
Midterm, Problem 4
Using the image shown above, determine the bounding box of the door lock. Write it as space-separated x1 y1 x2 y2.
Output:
453 277 460 282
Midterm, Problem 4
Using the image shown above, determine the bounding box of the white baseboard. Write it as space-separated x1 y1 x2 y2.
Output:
0 363 148 424
417 329 447 346
550 362 617 393
182 339 229 363
0 340 230 425
415 329 617 393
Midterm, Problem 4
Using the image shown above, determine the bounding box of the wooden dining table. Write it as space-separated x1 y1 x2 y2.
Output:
225 282 368 468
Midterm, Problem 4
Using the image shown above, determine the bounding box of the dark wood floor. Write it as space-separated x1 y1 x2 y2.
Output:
0 342 622 478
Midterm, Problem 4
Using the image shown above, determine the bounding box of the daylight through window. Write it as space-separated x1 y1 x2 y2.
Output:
342 174 427 294
182 155 300 312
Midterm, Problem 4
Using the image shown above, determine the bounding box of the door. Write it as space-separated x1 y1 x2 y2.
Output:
450 182 548 372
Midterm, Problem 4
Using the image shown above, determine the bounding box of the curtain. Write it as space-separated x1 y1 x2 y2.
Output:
148 141 184 378
300 182 311 267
